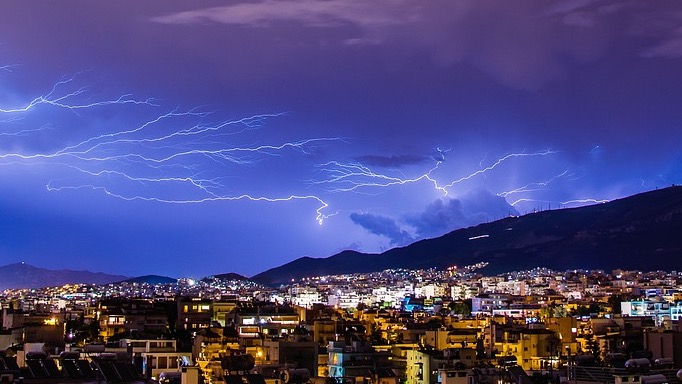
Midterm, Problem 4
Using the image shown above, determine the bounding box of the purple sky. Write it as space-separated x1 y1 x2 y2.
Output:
1 0 681 278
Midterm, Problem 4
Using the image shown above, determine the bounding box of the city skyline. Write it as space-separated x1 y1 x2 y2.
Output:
1 1 681 278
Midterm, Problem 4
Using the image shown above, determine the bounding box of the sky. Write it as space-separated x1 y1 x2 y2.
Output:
0 0 681 278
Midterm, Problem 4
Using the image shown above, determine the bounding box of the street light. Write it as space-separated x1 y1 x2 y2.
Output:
565 345 572 383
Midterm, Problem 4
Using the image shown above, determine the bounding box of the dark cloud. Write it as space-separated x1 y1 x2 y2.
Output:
406 189 518 239
151 0 682 90
349 212 413 246
458 189 520 223
349 189 518 244
405 198 467 239
354 154 431 168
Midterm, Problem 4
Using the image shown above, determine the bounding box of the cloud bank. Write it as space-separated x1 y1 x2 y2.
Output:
152 0 682 89
350 189 518 246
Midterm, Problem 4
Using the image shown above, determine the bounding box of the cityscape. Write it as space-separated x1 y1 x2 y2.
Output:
2 261 682 384
3 1 682 384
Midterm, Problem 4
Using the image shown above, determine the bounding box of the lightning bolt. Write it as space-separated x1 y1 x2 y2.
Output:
0 123 54 137
440 150 558 191
313 159 444 194
0 64 16 72
497 170 570 197
0 70 608 228
46 183 332 225
0 72 340 224
560 198 609 206
508 198 544 207
314 149 557 197
501 169 610 210
508 197 609 210
0 81 156 114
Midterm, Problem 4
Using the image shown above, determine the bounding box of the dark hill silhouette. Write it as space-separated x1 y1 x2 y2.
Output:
0 262 127 290
252 186 682 285
119 275 177 284
212 272 249 280
200 272 250 283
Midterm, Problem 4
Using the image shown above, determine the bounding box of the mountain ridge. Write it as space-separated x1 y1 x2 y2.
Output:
201 272 250 282
118 275 178 285
3 187 681 289
251 186 682 285
0 262 128 290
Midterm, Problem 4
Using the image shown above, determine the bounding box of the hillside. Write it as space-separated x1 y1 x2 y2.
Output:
0 262 128 290
118 275 177 285
202 272 249 281
252 186 682 285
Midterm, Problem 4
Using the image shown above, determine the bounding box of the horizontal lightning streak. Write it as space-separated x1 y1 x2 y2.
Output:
1 70 608 227
46 184 331 224
509 197 609 208
501 171 610 211
441 150 557 191
1 72 157 114
313 160 443 193
497 170 570 197
0 124 53 137
315 149 557 197
0 73 338 224
560 198 609 205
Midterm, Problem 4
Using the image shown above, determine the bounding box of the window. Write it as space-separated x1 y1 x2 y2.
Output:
157 356 167 369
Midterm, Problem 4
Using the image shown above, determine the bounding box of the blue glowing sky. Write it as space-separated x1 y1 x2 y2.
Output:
1 1 681 278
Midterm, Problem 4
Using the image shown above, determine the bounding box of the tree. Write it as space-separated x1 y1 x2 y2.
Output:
553 305 568 318
449 300 471 317
540 305 554 321
74 318 102 345
574 303 602 317
607 294 628 314
370 327 387 345
426 317 443 330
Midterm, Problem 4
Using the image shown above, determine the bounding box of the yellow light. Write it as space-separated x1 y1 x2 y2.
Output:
44 317 58 326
